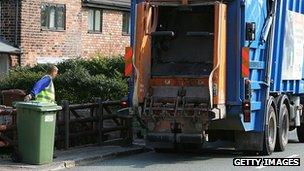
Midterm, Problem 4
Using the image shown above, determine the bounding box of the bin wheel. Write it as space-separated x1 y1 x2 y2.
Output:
262 105 277 155
297 124 304 143
275 104 289 151
11 150 22 163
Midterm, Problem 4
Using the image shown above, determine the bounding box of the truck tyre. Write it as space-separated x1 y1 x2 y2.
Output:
262 105 277 155
275 104 289 151
297 125 304 143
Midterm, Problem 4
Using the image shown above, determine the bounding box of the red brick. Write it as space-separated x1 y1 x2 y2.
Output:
1 0 130 66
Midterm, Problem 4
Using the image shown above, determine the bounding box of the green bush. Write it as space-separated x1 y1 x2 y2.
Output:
0 69 44 92
55 56 124 77
0 56 128 104
54 66 127 103
27 57 124 77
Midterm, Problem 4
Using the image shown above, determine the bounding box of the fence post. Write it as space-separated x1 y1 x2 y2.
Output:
125 117 133 146
97 98 103 145
62 100 70 149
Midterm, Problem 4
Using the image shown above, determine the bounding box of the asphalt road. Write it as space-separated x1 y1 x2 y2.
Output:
70 130 304 171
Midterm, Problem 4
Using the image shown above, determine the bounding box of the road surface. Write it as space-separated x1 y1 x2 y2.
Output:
69 130 303 171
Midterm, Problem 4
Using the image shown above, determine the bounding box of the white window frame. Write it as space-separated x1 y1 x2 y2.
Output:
88 9 103 33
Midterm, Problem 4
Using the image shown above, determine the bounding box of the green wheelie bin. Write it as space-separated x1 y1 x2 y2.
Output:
15 102 62 165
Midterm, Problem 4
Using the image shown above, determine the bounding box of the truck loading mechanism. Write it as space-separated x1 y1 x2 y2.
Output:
130 1 228 149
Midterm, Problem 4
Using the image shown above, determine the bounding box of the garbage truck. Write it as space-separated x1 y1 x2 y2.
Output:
124 0 304 155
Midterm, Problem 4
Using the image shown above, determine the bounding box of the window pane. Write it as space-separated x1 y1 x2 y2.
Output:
123 12 130 34
49 7 56 28
41 4 48 27
128 13 131 34
56 6 65 29
88 9 94 31
94 10 101 31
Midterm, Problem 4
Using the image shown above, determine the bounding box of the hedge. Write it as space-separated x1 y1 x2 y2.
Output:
0 56 128 104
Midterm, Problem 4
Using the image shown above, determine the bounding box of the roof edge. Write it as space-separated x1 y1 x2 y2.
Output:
0 38 21 54
83 0 131 11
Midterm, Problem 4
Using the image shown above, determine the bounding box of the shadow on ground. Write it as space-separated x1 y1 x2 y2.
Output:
79 147 256 169
79 132 301 169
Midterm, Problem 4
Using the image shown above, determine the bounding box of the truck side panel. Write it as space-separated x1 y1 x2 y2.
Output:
270 0 304 94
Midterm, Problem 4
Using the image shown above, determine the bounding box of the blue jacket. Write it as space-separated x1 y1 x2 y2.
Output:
30 76 52 97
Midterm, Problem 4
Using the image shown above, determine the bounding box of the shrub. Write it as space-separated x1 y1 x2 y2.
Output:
0 69 44 92
56 56 124 77
54 66 127 103
0 56 128 104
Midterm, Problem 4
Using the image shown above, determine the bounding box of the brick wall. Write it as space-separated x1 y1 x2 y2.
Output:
0 0 19 46
1 0 130 66
82 9 130 57
19 0 82 65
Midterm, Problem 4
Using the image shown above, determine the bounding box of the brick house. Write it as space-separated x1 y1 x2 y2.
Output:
0 0 131 67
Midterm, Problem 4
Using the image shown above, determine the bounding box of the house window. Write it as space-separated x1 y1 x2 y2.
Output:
41 3 66 30
122 12 131 35
88 9 102 33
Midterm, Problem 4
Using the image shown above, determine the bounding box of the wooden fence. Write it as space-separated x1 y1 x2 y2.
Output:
0 107 17 148
0 100 132 150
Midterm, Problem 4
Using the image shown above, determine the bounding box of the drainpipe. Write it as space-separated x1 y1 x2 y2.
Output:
14 0 18 46
14 0 21 66
0 1 2 36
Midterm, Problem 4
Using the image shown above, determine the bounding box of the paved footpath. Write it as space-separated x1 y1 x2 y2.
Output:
70 130 304 171
0 145 146 171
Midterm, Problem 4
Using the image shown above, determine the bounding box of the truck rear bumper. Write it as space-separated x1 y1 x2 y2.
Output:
146 133 203 148
176 133 203 144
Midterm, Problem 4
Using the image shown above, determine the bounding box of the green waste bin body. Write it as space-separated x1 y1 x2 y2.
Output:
15 102 62 165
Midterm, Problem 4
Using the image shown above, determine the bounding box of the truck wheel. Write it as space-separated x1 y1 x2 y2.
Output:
275 104 289 151
297 125 304 143
262 105 277 155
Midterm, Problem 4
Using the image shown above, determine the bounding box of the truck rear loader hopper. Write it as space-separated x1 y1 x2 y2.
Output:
125 0 304 155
